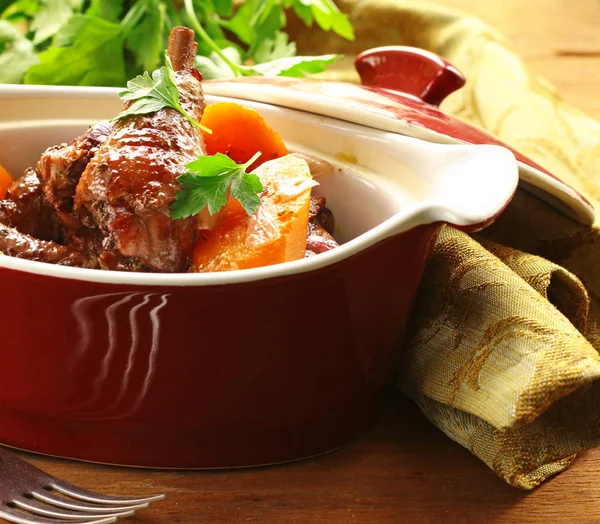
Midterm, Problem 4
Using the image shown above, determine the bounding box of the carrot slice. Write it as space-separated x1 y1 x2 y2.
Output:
191 155 314 272
201 102 288 171
0 163 12 200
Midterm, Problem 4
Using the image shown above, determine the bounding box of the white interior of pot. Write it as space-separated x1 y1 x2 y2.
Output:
0 87 517 285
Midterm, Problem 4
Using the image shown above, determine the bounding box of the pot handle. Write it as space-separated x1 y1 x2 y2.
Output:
354 46 466 106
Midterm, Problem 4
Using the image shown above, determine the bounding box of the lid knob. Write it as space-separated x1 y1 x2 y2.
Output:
354 46 466 106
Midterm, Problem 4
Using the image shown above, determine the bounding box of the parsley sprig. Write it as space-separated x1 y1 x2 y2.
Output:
171 152 264 219
112 55 211 133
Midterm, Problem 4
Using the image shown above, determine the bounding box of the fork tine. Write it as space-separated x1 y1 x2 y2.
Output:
13 498 137 520
31 490 150 513
50 483 166 506
0 446 163 523
0 505 118 524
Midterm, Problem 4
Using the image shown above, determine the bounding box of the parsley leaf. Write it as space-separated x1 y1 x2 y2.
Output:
24 14 126 86
126 0 166 72
1 0 40 24
253 31 296 64
250 53 340 77
171 152 264 218
287 0 354 41
0 20 38 83
224 0 285 57
230 168 264 214
113 56 211 134
114 96 166 118
212 0 232 19
30 0 81 45
0 1 12 15
194 46 242 80
119 70 155 98
86 0 123 22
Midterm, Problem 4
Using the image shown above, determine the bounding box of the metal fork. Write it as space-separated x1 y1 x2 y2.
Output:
0 447 165 524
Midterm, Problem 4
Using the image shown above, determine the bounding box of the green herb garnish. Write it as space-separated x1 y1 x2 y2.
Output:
183 0 343 79
0 0 354 86
171 152 264 218
112 55 211 133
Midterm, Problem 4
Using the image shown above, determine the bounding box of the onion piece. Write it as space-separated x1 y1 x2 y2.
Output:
291 153 334 179
195 206 220 231
245 204 281 249
274 177 319 203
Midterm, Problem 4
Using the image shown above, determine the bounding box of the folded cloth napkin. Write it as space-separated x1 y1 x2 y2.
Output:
287 0 600 489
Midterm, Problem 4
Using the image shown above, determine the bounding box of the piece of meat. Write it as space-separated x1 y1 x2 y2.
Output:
306 222 338 255
62 226 104 268
74 27 205 273
0 222 97 268
0 168 61 241
305 196 339 256
308 197 333 232
36 120 112 231
0 124 110 268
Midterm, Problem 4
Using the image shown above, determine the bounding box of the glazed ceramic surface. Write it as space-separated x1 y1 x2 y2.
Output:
0 46 587 467
203 47 594 225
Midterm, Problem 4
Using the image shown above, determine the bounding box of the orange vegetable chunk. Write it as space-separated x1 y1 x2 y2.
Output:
192 155 315 272
201 102 288 171
0 163 12 200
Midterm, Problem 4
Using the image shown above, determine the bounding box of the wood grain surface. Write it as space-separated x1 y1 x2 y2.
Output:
10 1 600 523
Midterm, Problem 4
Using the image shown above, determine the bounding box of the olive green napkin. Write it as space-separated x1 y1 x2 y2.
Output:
287 0 600 489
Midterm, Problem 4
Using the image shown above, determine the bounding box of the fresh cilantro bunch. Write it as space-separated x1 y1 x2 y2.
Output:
0 0 354 86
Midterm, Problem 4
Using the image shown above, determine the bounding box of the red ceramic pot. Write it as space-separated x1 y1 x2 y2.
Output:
0 47 591 468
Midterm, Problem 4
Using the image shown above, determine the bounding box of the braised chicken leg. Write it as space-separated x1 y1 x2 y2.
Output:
74 27 205 272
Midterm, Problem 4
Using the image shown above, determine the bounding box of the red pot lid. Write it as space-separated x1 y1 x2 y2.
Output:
204 47 594 225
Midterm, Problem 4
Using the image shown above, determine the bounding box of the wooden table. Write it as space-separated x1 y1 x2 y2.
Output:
15 1 600 522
